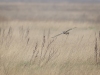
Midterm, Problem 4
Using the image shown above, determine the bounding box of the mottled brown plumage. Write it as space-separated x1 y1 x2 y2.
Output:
52 27 76 38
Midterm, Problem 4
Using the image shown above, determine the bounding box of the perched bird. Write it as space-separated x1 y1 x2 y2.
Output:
52 27 76 38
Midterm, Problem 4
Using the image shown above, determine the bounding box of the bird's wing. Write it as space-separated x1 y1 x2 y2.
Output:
52 27 77 38
52 33 63 38
65 27 77 32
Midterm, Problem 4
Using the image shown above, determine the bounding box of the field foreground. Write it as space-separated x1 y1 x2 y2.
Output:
0 21 100 75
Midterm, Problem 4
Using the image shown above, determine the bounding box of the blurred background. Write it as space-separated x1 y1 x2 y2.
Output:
0 0 100 24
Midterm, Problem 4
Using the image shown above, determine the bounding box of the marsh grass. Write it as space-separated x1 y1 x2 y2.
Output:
94 31 100 65
28 30 59 67
0 2 100 75
0 22 99 75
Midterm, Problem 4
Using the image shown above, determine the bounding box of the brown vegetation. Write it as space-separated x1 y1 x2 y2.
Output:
0 15 8 21
0 2 100 75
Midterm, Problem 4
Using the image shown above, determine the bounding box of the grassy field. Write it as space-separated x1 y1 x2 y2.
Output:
0 2 100 75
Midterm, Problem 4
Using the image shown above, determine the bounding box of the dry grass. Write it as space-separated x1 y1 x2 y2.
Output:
0 21 99 75
0 2 100 75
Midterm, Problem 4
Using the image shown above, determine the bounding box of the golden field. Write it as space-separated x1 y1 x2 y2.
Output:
0 2 100 75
